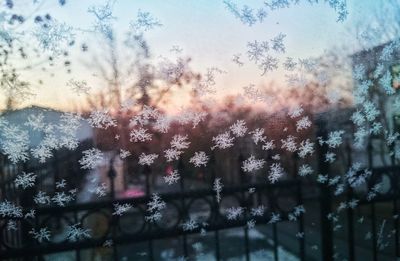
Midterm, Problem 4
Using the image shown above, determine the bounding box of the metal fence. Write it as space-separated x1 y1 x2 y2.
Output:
1 152 307 260
2 136 400 260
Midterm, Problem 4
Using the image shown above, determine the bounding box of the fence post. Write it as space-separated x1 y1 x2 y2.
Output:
144 165 151 195
108 157 116 200
390 142 400 257
345 140 355 261
107 156 120 261
238 153 250 261
177 158 189 257
210 152 221 261
316 117 334 261
142 164 154 260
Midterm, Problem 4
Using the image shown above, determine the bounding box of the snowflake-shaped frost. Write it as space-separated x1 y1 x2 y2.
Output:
213 178 223 203
230 120 248 137
281 135 297 152
163 170 180 185
79 148 104 169
0 200 23 218
296 116 312 132
145 193 166 222
15 172 37 189
113 203 133 216
189 151 209 167
129 127 152 142
268 163 284 183
211 131 235 150
250 128 267 145
88 110 117 129
226 206 244 220
29 227 51 243
138 153 159 166
242 155 266 172
66 223 91 242
298 139 314 158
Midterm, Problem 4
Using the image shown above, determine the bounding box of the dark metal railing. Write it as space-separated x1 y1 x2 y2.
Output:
1 167 305 260
3 127 400 260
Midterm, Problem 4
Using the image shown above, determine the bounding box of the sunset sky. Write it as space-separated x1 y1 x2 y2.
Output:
4 0 392 112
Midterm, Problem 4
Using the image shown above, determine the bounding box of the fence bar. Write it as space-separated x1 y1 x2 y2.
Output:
391 144 399 258
144 165 154 260
243 226 250 261
239 154 250 261
210 153 221 261
347 189 355 261
371 203 378 261
316 118 333 261
393 199 399 257
148 240 154 261
178 159 189 258
273 223 279 261
296 181 306 261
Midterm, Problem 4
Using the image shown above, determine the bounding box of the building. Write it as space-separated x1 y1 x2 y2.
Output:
0 106 93 204
351 40 400 168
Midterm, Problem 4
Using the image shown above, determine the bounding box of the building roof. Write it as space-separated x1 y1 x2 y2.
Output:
0 106 93 147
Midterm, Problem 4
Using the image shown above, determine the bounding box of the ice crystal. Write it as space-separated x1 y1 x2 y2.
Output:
66 223 91 242
164 148 183 162
89 183 108 197
298 139 314 158
226 206 244 220
298 164 313 177
55 179 67 189
259 55 279 75
247 40 269 62
182 218 199 231
283 57 297 71
189 151 209 167
232 53 244 66
211 131 235 150
129 127 152 142
242 155 266 172
0 124 29 163
15 172 37 189
51 192 74 206
230 120 248 137
29 227 51 243
131 9 162 33
223 1 259 26
145 193 166 222
0 200 23 218
262 140 275 150
281 135 297 152
34 191 51 205
251 205 265 217
170 135 190 150
271 33 286 53
67 79 91 95
250 128 267 145
33 18 74 54
325 130 345 148
325 152 336 163
268 163 284 183
213 178 223 203
88 110 117 129
138 153 159 166
296 116 312 132
163 170 180 185
79 148 104 169
120 149 131 159
113 203 133 216
268 212 281 224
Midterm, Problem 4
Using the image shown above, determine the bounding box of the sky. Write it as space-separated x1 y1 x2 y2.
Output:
2 0 392 112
